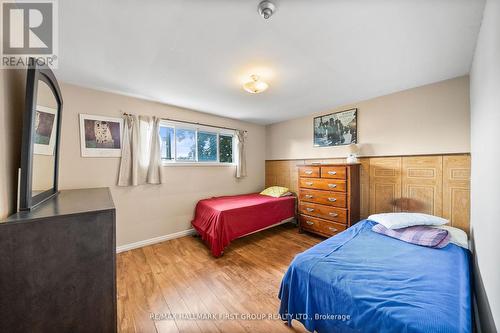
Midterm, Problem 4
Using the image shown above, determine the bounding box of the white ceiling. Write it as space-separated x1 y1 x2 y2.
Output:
57 0 485 124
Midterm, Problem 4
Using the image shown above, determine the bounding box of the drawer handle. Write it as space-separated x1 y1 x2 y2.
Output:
305 182 313 186
306 208 315 212
305 195 314 199
329 212 338 217
328 198 337 202
328 171 337 175
328 184 337 188
304 170 313 175
328 227 338 232
306 221 314 225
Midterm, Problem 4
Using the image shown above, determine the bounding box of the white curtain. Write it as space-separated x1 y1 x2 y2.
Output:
235 130 247 178
147 117 162 184
117 114 139 186
118 114 162 186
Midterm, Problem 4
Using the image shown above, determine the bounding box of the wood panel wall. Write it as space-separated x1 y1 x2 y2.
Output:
265 154 470 234
370 157 402 214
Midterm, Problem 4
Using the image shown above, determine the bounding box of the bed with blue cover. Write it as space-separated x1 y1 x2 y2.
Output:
278 220 471 333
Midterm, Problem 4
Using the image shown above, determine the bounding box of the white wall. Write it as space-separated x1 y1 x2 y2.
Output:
57 83 266 247
470 0 500 329
266 76 470 160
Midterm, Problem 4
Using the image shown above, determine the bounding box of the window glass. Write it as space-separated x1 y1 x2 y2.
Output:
159 126 174 160
219 135 233 163
160 122 234 165
175 128 196 161
197 132 217 162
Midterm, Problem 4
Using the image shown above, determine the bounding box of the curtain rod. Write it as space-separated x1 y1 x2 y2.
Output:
122 112 247 133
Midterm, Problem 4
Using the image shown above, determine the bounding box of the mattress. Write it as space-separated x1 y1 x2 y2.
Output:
192 193 295 257
278 220 472 333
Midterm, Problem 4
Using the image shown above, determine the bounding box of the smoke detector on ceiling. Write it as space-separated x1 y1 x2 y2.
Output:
258 0 276 20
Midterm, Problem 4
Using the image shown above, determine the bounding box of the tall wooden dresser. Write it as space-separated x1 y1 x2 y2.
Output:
298 163 360 237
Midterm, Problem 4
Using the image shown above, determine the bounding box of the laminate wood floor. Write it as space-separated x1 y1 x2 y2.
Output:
117 223 323 333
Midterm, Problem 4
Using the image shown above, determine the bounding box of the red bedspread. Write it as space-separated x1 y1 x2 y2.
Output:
191 193 295 257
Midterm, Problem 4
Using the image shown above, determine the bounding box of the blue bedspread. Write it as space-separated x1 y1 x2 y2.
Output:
278 220 471 333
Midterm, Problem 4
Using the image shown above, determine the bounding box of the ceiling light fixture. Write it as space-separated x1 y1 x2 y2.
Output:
243 75 269 94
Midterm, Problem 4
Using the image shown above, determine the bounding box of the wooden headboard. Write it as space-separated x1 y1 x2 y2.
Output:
265 154 470 234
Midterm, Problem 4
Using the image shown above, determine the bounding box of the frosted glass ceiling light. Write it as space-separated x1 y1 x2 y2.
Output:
243 75 269 94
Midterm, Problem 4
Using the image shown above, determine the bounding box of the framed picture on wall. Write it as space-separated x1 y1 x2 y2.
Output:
79 114 124 157
34 105 58 155
313 108 357 147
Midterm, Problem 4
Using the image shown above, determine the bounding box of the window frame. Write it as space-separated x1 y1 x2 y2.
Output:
159 120 236 166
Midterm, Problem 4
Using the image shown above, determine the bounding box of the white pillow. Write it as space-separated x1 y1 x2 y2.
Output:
433 225 469 249
368 213 448 230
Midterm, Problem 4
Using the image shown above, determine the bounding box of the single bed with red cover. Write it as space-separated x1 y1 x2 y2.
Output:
191 193 295 257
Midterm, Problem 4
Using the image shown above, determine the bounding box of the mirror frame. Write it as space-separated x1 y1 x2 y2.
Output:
19 62 63 211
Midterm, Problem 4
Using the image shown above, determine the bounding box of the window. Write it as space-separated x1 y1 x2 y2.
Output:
159 126 174 160
160 121 235 165
197 132 217 162
175 128 196 161
219 135 233 163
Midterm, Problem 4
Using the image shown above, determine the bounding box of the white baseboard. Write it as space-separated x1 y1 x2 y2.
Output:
116 228 196 253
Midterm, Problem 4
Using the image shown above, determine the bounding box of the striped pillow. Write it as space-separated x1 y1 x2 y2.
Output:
372 223 451 248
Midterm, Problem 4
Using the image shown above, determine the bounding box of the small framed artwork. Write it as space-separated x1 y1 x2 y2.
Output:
79 114 124 157
313 108 357 147
34 105 58 155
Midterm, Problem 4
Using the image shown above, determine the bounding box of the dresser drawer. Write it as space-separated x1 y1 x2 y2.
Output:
298 166 320 178
321 166 346 179
299 214 346 237
298 202 347 223
299 189 347 208
299 178 347 192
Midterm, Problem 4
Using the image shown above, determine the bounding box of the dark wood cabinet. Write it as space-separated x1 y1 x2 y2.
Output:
0 188 116 333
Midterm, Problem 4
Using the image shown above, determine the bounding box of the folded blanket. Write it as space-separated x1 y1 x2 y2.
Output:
372 223 451 248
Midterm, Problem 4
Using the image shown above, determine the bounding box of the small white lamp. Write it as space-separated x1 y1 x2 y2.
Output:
346 144 359 164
